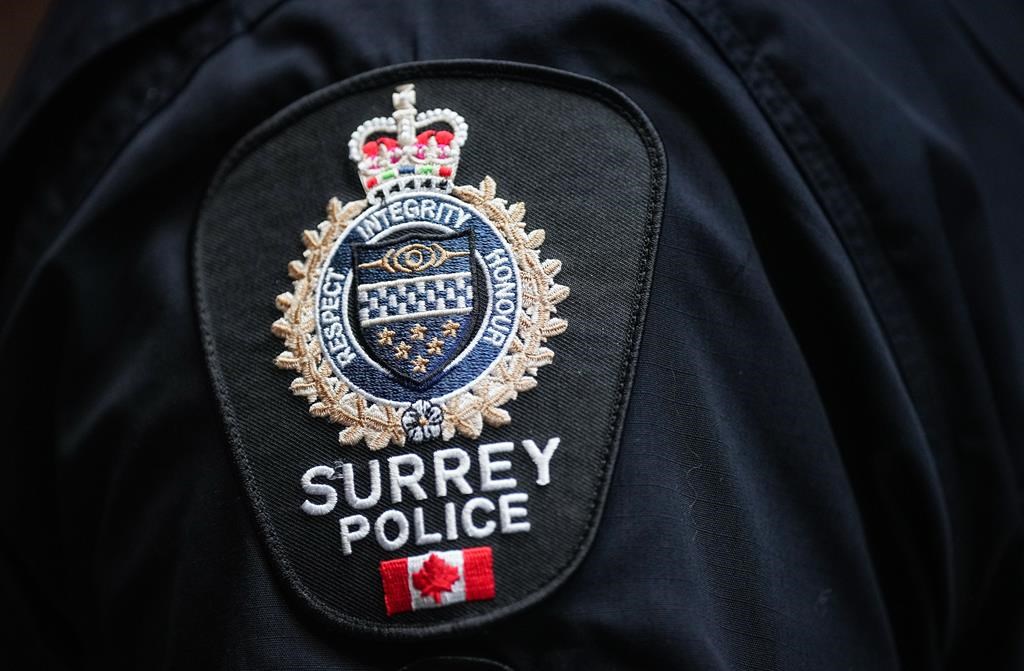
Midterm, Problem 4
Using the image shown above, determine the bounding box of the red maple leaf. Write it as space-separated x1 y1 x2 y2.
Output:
412 554 461 604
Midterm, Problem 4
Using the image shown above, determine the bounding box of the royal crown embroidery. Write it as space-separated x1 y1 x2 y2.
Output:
272 84 569 450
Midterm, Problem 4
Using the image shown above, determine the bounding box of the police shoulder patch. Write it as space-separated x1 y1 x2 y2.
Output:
194 61 664 637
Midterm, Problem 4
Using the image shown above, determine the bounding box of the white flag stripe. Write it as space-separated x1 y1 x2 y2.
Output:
406 549 467 611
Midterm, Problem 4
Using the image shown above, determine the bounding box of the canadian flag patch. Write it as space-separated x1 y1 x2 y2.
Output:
379 547 495 616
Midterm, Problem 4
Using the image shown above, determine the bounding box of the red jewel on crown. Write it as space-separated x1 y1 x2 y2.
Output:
348 84 467 201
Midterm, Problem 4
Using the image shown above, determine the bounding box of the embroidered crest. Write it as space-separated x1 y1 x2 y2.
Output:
272 85 568 450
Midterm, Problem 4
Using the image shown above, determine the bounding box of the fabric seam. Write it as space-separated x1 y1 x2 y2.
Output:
668 0 943 450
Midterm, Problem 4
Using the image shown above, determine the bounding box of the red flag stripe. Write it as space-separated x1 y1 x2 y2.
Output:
380 556 412 615
462 546 496 601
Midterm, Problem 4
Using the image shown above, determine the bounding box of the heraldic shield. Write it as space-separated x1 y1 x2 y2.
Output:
351 228 480 387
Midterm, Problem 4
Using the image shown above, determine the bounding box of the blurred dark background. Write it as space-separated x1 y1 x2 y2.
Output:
0 1 50 103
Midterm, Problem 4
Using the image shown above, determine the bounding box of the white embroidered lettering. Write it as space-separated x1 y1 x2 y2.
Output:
375 509 410 551
498 492 531 533
355 212 387 240
324 269 346 284
493 281 516 301
433 447 473 497
338 514 369 555
522 437 560 486
484 248 507 265
492 264 513 282
438 203 457 224
300 466 338 516
388 201 405 224
482 326 507 348
301 438 559 554
413 507 442 545
388 453 427 503
462 496 496 539
342 460 381 509
453 208 472 228
479 442 516 491
444 501 458 540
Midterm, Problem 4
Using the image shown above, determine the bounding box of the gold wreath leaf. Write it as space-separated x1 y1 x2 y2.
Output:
517 316 538 338
275 351 301 370
271 318 292 339
339 392 363 417
366 431 391 451
458 412 484 439
364 404 390 432
302 229 321 249
287 260 307 279
451 183 482 202
541 318 569 338
482 406 511 427
524 248 544 265
527 347 555 367
480 177 497 201
524 229 545 249
493 363 518 385
285 279 308 306
441 423 457 441
327 197 344 222
470 377 499 398
514 376 538 393
546 285 570 305
329 196 367 224
507 201 526 223
306 337 322 358
482 388 514 411
540 259 562 277
289 378 317 399
444 395 483 437
446 394 473 414
275 292 295 310
339 425 365 445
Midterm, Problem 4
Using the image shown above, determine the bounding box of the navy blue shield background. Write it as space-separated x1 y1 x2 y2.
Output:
351 229 479 386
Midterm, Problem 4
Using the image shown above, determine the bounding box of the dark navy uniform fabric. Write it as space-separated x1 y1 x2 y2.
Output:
1 1 1022 669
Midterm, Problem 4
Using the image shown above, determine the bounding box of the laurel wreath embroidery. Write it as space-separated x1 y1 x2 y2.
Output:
272 177 568 450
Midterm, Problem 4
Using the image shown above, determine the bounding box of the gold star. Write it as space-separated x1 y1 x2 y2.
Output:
376 327 396 346
411 355 429 374
409 323 428 340
441 320 460 338
426 337 444 355
393 342 411 359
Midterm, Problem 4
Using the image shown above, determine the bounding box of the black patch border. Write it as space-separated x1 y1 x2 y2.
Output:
192 59 666 638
